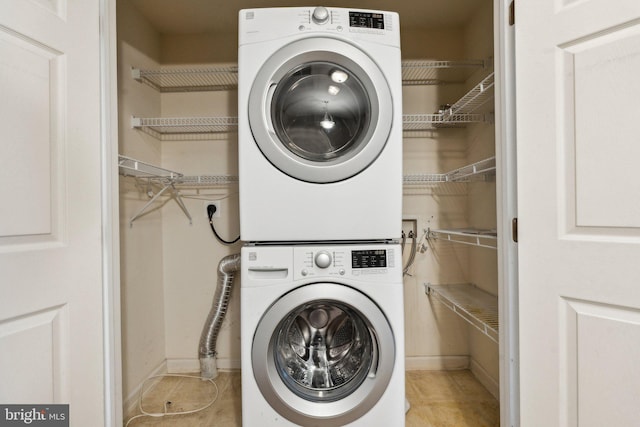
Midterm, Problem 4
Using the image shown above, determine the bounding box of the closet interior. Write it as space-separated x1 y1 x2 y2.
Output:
117 0 502 420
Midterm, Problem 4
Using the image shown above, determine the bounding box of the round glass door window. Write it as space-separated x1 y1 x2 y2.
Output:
251 282 395 424
271 62 371 163
272 299 375 402
248 38 393 183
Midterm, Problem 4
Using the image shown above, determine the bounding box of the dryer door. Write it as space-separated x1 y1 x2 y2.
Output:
252 283 396 427
248 37 393 183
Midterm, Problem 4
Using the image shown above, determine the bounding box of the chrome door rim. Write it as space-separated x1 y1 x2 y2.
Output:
252 283 396 426
248 37 393 183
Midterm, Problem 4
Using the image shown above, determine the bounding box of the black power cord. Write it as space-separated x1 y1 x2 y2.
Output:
207 204 240 245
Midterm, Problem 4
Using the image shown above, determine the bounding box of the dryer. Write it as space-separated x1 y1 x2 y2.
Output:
238 7 403 242
240 243 405 426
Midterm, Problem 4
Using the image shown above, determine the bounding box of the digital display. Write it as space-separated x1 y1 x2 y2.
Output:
349 12 385 29
352 250 387 269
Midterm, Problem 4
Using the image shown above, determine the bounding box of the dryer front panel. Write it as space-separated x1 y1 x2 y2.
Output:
248 37 393 183
251 282 396 426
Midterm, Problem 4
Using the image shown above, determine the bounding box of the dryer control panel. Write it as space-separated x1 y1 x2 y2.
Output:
348 11 385 29
239 7 400 47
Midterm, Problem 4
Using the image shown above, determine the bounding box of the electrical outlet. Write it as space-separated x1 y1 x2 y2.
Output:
205 201 221 218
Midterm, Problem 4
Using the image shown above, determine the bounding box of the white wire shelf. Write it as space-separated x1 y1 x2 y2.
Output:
403 72 495 131
119 155 487 187
176 175 238 187
446 156 496 182
131 114 491 139
118 155 237 187
428 228 498 249
401 59 486 85
426 283 499 343
118 155 182 180
403 173 447 184
131 116 238 140
132 66 238 92
402 113 487 130
446 72 495 116
404 156 496 185
130 68 493 139
131 60 486 93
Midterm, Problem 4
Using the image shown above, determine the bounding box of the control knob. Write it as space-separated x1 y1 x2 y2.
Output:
314 250 332 268
312 6 330 24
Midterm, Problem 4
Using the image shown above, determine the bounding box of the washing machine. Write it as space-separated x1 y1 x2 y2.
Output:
240 243 405 427
238 7 403 242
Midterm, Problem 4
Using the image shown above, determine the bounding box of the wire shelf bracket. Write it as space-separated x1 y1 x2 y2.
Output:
118 155 193 226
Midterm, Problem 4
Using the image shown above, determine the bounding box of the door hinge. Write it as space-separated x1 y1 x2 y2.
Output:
509 0 515 26
512 218 518 242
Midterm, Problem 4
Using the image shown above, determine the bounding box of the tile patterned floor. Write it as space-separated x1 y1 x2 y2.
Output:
125 370 498 426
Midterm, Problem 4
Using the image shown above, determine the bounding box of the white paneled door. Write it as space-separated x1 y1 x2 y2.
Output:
0 0 112 425
516 0 640 425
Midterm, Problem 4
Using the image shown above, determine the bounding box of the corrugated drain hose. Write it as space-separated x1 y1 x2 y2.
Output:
199 253 241 379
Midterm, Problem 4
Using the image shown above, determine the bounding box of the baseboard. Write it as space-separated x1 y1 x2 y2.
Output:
404 355 470 371
166 357 241 373
123 360 167 419
469 358 499 400
165 358 199 373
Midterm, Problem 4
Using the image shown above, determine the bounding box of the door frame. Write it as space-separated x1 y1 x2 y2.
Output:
495 0 519 426
100 0 123 425
97 1 521 426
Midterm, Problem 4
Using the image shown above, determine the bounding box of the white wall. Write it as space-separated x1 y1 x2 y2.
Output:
160 86 241 371
401 0 499 393
464 0 500 397
116 0 167 407
401 27 473 370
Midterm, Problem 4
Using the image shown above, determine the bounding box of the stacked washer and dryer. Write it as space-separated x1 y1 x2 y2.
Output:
238 6 405 426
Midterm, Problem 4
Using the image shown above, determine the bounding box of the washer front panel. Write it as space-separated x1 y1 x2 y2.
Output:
251 283 396 426
248 37 393 183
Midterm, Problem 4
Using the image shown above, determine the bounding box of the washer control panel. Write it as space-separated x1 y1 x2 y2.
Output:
351 249 387 268
293 244 399 280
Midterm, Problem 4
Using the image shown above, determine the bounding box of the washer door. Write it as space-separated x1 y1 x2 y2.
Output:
252 283 396 426
248 37 393 183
